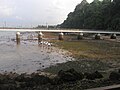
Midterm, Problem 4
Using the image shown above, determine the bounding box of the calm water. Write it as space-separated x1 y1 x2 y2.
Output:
0 31 74 74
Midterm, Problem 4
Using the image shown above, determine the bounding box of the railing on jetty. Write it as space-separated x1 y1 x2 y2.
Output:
0 28 120 44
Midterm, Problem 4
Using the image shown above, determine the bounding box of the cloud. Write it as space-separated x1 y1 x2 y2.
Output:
0 0 15 18
0 5 13 17
0 0 94 27
15 16 23 20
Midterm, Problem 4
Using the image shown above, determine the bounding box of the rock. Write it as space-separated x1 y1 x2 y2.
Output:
118 69 120 73
58 68 84 82
85 73 94 80
15 73 31 82
109 71 120 80
85 71 103 80
94 71 103 79
31 74 51 85
0 84 17 90
50 76 63 85
19 82 27 88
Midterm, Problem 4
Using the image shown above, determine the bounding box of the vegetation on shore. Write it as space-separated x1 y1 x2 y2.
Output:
52 40 120 59
60 0 120 31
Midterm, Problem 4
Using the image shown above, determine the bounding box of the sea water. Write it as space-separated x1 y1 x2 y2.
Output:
0 31 74 74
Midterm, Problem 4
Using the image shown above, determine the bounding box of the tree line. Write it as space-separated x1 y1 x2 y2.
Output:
59 0 120 31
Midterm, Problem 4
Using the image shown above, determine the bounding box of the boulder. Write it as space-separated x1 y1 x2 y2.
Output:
58 68 84 82
109 71 120 80
50 76 63 85
15 73 30 82
94 71 103 79
118 69 120 73
85 71 103 80
31 74 51 85
0 84 17 90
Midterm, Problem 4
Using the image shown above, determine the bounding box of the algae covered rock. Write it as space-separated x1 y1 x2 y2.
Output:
109 71 120 80
85 71 103 80
58 68 84 82
31 74 51 85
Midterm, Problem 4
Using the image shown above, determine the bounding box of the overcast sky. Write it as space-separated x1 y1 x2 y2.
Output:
0 0 94 27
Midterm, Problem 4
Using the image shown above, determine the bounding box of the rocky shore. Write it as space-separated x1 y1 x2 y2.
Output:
0 68 120 90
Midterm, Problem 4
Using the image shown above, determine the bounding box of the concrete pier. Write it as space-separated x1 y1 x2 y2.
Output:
95 33 101 40
110 34 116 39
77 32 83 40
59 32 64 40
38 32 43 43
16 32 20 44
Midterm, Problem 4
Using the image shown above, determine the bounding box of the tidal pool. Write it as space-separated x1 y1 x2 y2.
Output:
0 31 74 74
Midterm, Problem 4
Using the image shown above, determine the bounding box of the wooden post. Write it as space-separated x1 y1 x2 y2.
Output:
110 34 116 39
58 32 64 40
16 32 20 44
38 32 43 43
95 33 101 40
77 32 83 40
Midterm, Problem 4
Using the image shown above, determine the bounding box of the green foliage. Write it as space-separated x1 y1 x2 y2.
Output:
60 0 120 31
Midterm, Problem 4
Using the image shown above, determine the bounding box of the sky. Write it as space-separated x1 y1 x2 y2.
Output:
0 0 94 27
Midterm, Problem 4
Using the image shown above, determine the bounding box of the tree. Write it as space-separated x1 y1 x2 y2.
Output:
59 0 120 31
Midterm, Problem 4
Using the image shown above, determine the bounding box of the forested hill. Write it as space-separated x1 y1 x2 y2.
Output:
60 0 120 31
